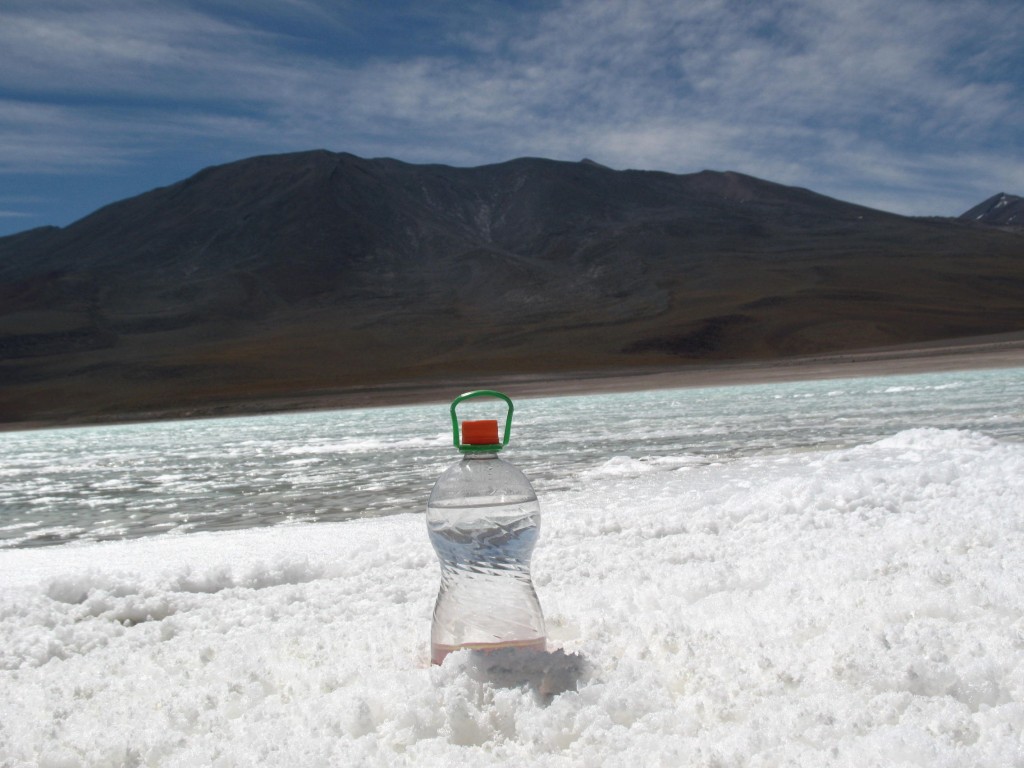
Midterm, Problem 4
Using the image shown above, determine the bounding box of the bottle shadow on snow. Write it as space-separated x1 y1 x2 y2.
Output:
451 647 590 703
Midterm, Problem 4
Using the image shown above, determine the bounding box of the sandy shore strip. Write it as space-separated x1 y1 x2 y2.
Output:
4 332 1024 431
279 330 1024 411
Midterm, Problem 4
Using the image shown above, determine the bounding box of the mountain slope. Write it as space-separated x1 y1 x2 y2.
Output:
2 151 1023 425
960 193 1024 229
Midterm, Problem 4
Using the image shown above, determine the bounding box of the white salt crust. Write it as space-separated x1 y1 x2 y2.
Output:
1 428 1023 766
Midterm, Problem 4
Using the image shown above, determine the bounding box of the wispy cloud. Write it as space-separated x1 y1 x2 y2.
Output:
0 0 1020 232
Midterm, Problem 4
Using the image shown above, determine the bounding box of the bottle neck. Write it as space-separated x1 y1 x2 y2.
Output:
462 451 500 461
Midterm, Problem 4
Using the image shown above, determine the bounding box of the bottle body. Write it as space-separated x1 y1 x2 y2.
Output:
427 453 545 664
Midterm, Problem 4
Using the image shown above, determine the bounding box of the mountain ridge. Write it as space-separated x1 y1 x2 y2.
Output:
1 150 1022 426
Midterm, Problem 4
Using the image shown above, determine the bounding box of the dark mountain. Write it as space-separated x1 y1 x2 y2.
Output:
2 150 1023 425
960 193 1024 230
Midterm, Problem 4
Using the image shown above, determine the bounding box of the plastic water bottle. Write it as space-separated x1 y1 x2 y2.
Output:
427 390 546 665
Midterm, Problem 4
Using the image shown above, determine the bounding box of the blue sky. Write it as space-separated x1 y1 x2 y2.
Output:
1 0 1021 237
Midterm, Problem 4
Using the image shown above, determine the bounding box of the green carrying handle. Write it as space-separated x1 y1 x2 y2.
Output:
450 390 514 452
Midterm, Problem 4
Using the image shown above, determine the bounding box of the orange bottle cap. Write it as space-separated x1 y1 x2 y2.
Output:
461 419 500 446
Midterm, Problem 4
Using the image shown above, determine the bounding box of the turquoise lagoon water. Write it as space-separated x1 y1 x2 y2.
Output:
1 366 1022 548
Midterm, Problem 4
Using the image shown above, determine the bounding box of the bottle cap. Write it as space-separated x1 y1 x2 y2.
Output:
450 390 514 452
461 419 500 446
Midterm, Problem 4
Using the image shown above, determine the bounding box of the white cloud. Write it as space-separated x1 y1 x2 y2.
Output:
0 101 144 173
0 0 1020 218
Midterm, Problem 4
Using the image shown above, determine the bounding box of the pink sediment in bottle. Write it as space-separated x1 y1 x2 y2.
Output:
431 637 546 666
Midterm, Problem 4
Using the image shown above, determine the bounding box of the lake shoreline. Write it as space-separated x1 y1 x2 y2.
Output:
4 332 1024 432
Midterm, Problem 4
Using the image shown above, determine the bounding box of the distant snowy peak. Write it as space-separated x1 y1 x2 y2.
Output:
960 192 1024 228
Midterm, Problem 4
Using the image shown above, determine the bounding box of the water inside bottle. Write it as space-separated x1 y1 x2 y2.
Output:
428 499 546 664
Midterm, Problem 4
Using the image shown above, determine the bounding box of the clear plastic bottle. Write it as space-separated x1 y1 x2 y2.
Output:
427 391 546 665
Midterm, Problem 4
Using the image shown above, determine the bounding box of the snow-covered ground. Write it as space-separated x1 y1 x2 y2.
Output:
2 426 1023 766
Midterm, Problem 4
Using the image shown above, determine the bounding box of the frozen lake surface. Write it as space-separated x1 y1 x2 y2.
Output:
1 367 1023 765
